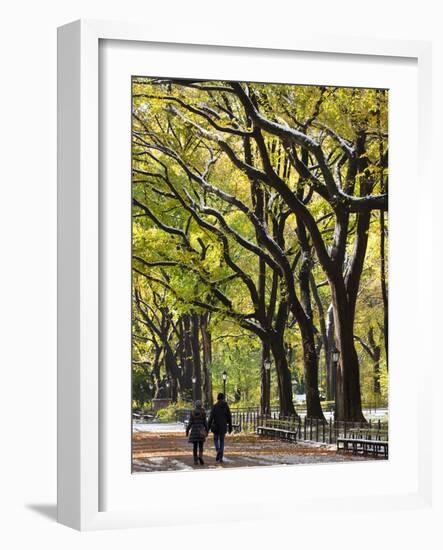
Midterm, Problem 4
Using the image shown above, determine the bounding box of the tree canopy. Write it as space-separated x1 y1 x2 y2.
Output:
131 78 388 421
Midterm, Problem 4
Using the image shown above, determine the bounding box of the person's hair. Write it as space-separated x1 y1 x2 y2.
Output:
217 393 224 401
195 399 202 409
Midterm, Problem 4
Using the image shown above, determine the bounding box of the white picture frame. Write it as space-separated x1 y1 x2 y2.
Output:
57 19 434 531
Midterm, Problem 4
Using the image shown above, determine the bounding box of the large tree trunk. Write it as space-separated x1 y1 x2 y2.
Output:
246 140 274 418
309 274 328 397
326 164 373 422
337 178 373 421
164 345 178 402
282 279 325 419
182 314 193 399
298 320 325 419
330 279 365 422
190 313 202 402
200 312 213 407
270 299 297 417
367 326 381 395
296 218 325 420
152 347 162 399
270 336 296 417
260 341 271 415
325 304 336 401
177 315 185 370
157 310 180 402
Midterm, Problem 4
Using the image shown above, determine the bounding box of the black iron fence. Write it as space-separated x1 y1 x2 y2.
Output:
256 415 388 445
175 407 281 428
176 407 388 445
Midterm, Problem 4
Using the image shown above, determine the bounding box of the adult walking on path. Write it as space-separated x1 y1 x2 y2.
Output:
186 400 208 465
208 393 232 463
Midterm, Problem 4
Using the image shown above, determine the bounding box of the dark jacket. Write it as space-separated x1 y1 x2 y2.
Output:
186 408 208 443
208 400 232 435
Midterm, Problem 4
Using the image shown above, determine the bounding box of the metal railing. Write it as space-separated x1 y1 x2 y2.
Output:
254 415 388 444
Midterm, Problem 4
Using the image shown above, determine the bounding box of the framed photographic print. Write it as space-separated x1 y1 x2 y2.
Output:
57 19 434 531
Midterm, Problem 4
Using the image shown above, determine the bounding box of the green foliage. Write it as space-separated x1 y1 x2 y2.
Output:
210 332 261 406
131 77 389 411
155 403 181 423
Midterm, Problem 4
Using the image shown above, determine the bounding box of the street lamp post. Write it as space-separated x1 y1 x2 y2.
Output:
330 347 340 419
191 375 197 401
264 359 271 415
222 370 227 400
331 348 340 363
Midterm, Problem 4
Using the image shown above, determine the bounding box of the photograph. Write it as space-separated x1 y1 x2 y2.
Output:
130 77 389 473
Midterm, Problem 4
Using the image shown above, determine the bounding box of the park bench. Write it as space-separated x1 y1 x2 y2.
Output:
337 435 388 458
256 425 298 443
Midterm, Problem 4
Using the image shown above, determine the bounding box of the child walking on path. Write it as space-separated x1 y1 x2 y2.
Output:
186 400 208 465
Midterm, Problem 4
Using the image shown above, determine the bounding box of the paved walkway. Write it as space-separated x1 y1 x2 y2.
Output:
132 427 370 473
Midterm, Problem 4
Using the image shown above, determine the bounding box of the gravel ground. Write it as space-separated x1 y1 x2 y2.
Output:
132 430 374 473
